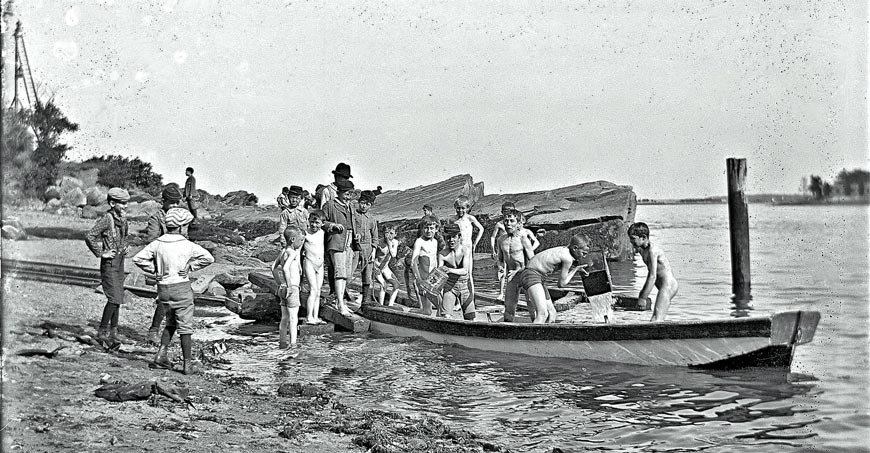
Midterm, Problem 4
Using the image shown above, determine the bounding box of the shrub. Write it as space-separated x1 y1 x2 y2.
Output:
82 155 164 196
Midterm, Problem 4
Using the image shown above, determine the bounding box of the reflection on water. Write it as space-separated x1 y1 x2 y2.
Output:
198 204 868 452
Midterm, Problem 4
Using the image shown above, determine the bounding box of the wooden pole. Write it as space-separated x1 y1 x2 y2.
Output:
727 158 752 313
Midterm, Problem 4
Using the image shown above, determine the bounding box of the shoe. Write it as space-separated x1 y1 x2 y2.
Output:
110 328 131 345
147 327 161 345
182 360 196 375
96 326 110 344
152 346 172 369
279 341 289 350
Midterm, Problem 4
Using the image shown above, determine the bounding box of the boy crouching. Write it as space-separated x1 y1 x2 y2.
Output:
133 208 214 375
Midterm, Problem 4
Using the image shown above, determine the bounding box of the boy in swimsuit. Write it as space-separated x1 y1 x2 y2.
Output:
452 196 484 305
375 225 401 306
490 202 540 301
498 210 537 321
412 215 440 315
303 210 327 325
515 234 590 324
628 222 679 322
437 223 476 320
272 226 305 349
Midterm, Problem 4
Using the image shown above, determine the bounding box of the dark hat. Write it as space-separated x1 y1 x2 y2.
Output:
443 222 461 236
162 185 183 202
332 162 353 179
422 203 434 210
288 185 304 196
359 190 376 203
335 179 355 192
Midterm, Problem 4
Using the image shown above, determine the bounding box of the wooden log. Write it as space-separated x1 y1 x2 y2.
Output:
320 303 370 332
249 271 278 294
726 158 752 310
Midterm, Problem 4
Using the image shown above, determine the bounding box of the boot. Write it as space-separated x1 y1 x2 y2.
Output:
147 327 161 345
152 345 172 369
110 327 131 344
361 285 373 306
96 326 110 344
182 360 196 375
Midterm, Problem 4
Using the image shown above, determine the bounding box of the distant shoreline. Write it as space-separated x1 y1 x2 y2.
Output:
639 196 869 206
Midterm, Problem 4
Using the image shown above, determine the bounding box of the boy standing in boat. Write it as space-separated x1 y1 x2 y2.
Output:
452 196 484 304
490 202 540 301
412 215 441 315
133 208 214 374
628 222 679 322
303 210 327 325
513 234 590 324
498 210 537 321
85 188 131 345
272 226 305 348
437 223 476 320
375 225 401 306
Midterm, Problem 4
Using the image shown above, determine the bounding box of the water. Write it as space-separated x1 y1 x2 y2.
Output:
203 204 869 452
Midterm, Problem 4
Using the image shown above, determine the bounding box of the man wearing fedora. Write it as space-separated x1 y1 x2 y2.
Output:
318 163 353 297
321 179 357 315
278 185 309 247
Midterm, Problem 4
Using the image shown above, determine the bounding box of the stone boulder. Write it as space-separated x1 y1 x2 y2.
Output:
61 187 88 207
191 275 216 294
205 281 227 297
125 200 160 221
371 174 483 222
236 292 280 321
58 176 84 193
213 272 250 290
82 205 108 219
44 186 62 201
1 225 27 240
220 190 259 206
85 186 108 206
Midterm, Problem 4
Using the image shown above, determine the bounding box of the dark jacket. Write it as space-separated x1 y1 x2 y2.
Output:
322 199 355 252
85 212 129 258
354 210 379 263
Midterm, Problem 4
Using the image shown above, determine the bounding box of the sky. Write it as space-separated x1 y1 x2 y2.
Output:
2 0 867 200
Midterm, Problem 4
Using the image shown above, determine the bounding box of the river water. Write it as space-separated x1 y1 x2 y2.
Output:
205 204 869 452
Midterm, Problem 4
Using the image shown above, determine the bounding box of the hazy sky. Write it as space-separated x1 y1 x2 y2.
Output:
3 0 866 200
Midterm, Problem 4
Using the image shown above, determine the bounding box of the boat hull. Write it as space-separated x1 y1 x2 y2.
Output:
361 306 820 368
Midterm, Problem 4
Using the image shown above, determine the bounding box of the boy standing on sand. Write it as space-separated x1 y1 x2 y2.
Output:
144 185 186 345
628 222 679 322
452 196 484 304
512 234 590 324
272 226 305 348
303 211 327 325
489 202 540 301
436 223 476 320
322 179 357 315
85 188 131 345
412 215 440 315
353 190 379 305
133 208 214 374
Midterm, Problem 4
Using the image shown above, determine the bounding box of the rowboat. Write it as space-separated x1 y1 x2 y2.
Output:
358 304 820 369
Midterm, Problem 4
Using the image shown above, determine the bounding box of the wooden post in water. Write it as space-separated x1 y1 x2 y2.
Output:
726 158 752 314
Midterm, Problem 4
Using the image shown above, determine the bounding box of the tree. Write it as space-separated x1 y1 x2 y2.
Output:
82 155 164 196
835 168 870 197
809 175 824 199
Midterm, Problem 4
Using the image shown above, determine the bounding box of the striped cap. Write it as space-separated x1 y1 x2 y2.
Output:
165 207 194 228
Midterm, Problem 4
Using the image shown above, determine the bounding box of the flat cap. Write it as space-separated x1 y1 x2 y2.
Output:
107 188 130 202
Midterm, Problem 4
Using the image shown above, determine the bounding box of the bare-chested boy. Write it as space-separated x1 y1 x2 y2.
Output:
436 223 476 320
628 222 679 322
375 225 401 306
513 234 590 324
490 202 540 300
453 196 484 305
498 210 537 321
412 215 440 315
303 210 327 325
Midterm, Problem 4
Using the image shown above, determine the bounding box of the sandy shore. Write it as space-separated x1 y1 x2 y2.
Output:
1 208 507 452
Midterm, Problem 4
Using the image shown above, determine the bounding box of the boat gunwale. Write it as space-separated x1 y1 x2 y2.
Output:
360 305 788 342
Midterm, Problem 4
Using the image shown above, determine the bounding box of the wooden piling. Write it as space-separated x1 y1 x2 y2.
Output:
726 158 752 311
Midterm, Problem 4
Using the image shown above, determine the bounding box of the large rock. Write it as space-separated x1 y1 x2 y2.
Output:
213 272 250 289
82 205 108 219
126 200 160 221
58 176 84 193
1 225 27 240
61 187 88 207
205 281 227 297
371 174 483 222
228 291 281 321
44 186 62 201
85 186 108 206
219 190 259 206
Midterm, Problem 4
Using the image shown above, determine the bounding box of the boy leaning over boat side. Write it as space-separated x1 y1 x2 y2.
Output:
628 222 679 322
512 234 590 324
272 226 305 349
84 187 131 346
436 223 476 320
412 215 441 315
133 208 214 375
